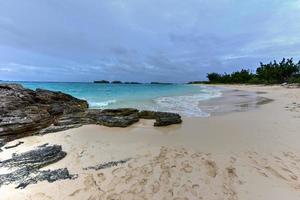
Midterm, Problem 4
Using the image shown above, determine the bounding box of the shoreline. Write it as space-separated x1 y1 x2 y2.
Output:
1 85 300 199
196 85 273 117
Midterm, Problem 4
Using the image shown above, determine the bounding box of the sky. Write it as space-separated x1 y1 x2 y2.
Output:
0 0 300 82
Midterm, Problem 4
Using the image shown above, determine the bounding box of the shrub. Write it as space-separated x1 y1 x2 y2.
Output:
204 58 300 84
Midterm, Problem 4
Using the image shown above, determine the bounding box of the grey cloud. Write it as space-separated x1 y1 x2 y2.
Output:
0 0 300 82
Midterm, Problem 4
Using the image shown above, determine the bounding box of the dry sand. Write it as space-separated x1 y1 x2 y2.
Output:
1 85 300 200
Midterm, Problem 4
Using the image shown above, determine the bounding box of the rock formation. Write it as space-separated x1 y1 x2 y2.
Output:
139 110 182 126
0 144 77 189
0 84 182 145
0 84 88 142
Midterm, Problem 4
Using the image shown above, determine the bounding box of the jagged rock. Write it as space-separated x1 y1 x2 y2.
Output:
0 144 76 189
0 167 76 189
0 144 66 169
100 108 139 116
40 109 141 132
34 89 88 114
154 112 182 126
98 114 139 127
1 84 183 143
0 138 4 152
84 158 131 170
0 84 88 142
4 141 24 149
138 110 157 119
96 108 139 127
0 138 5 147
139 110 182 126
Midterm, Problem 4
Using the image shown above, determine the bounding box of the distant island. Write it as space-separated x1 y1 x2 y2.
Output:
150 82 173 85
93 81 173 84
111 81 122 84
94 80 141 84
94 80 110 83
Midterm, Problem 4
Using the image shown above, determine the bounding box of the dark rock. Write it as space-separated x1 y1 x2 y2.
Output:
0 166 76 189
4 141 24 149
154 112 182 126
0 138 5 147
96 108 139 127
138 110 157 119
35 88 88 114
0 138 4 151
0 84 88 142
15 168 77 189
84 158 131 171
139 110 182 126
100 108 139 116
0 144 66 169
98 114 139 127
38 108 141 132
0 144 76 189
1 84 183 142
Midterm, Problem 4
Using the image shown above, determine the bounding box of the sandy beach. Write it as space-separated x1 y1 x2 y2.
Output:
1 85 300 200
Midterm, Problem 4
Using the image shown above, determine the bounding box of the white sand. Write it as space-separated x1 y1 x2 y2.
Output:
1 85 300 200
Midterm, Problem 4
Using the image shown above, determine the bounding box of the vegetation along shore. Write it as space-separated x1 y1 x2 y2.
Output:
189 58 300 85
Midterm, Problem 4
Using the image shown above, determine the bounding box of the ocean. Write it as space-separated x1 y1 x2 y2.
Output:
16 82 222 117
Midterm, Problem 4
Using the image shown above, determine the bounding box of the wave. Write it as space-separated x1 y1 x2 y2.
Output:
89 100 117 108
154 88 222 117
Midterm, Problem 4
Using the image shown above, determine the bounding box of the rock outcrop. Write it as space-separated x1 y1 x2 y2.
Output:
154 112 182 126
0 144 77 189
139 110 182 126
0 84 88 141
84 158 131 171
0 84 182 144
97 108 139 127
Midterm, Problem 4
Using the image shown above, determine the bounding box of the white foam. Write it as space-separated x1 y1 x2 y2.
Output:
154 88 222 117
89 100 117 107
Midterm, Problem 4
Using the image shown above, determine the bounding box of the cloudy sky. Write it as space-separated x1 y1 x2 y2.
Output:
0 0 300 82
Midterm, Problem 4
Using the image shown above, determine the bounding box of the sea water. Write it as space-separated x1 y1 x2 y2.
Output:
16 82 222 117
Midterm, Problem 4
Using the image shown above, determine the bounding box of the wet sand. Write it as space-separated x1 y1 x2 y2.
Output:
1 85 300 200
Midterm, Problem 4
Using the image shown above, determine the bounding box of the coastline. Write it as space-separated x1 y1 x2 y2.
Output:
1 85 300 199
195 85 273 116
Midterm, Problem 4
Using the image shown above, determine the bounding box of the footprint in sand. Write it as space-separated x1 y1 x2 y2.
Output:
69 189 82 197
159 170 171 184
172 177 182 188
247 152 300 190
96 172 106 182
150 181 161 193
205 160 218 178
181 160 193 173
30 193 53 200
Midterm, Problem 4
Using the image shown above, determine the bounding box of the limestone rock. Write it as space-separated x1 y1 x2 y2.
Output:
154 112 182 126
0 84 88 141
0 144 77 189
0 84 183 144
139 110 182 126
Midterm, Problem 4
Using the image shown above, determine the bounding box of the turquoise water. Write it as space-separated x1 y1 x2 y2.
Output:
15 82 222 117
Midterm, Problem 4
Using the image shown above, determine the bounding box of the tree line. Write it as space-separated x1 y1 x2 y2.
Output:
195 58 300 84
